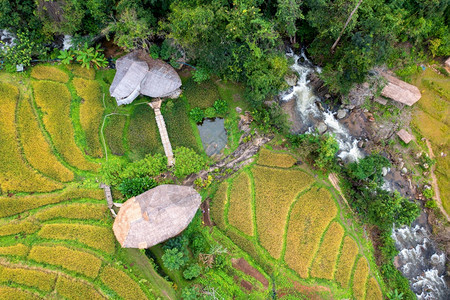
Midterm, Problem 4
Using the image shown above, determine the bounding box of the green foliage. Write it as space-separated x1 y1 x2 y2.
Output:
183 264 202 280
252 103 290 134
0 30 45 70
214 254 228 270
189 107 205 123
181 286 203 300
213 99 228 116
189 232 208 256
173 147 208 178
192 68 210 84
118 177 158 198
161 248 187 271
149 44 160 59
58 43 107 69
423 187 434 199
204 107 216 118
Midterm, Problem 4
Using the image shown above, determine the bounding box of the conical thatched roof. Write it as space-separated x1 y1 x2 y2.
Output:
112 185 201 249
109 51 182 106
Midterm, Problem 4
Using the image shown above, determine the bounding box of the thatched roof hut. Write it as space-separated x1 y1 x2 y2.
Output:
112 185 201 249
110 51 182 106
381 72 421 106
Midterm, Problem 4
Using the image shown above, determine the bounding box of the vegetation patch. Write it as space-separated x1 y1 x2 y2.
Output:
28 245 102 278
0 220 40 237
183 78 220 109
99 266 147 300
412 111 448 145
32 81 98 171
103 114 127 156
67 64 96 80
0 286 41 300
228 171 253 236
257 148 297 168
0 188 103 218
17 97 73 182
56 275 106 300
351 257 369 300
334 236 359 288
365 277 383 300
127 105 163 160
34 203 107 222
31 65 69 83
0 244 29 258
210 182 228 231
252 166 314 259
284 187 338 278
0 263 57 292
38 223 115 254
309 222 345 280
73 78 104 157
0 82 63 193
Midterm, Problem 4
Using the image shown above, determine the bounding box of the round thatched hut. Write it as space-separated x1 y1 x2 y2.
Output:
112 185 201 249
110 50 182 106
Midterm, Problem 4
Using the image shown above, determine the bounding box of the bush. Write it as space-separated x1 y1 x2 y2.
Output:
213 99 228 116
189 107 205 123
162 248 187 271
181 286 203 300
183 263 202 280
173 147 207 178
192 68 210 84
31 65 69 82
99 266 147 300
0 264 57 292
149 44 160 59
118 177 158 198
56 276 106 300
189 232 209 256
163 235 188 251
204 107 216 118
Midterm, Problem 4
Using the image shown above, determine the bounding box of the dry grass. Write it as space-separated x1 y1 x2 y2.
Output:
211 182 228 231
310 222 345 279
56 275 106 300
73 78 104 158
228 172 253 236
68 64 95 80
334 236 359 288
0 263 57 292
31 65 69 83
0 82 63 193
28 245 102 278
257 148 297 168
412 111 449 145
284 187 338 278
17 97 73 182
365 277 383 300
0 220 40 237
0 244 29 258
34 203 107 221
99 266 147 300
252 166 314 259
38 223 115 254
351 256 369 300
32 81 98 171
0 286 42 300
0 188 104 218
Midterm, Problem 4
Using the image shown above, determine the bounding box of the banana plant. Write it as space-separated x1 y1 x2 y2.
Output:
57 49 74 65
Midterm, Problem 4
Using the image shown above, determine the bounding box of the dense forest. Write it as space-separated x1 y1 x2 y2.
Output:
1 0 449 99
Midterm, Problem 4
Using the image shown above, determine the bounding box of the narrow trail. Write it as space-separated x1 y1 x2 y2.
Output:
425 139 450 222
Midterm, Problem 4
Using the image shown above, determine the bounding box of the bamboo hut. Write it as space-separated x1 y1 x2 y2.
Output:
112 185 201 249
110 51 182 105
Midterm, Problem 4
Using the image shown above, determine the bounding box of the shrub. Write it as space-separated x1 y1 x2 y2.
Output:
173 147 207 178
0 188 104 218
257 148 297 168
0 244 29 258
213 99 228 116
310 222 345 279
0 264 57 292
253 166 315 259
183 263 202 280
189 107 205 123
0 286 41 300
73 78 104 158
17 97 74 182
149 44 160 59
204 107 216 118
28 245 102 278
0 220 40 237
38 223 115 254
210 182 228 230
56 276 106 300
192 68 210 84
118 177 158 198
34 203 107 221
228 172 253 236
189 232 209 256
32 81 98 171
365 277 383 300
104 114 127 156
352 257 369 300
31 65 69 83
0 82 63 193
162 248 188 271
284 187 338 277
99 266 147 300
334 236 359 288
181 286 203 300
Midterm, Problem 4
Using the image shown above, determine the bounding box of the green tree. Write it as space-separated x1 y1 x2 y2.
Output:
162 248 187 271
276 0 304 44
183 263 202 280
118 177 158 198
173 147 207 178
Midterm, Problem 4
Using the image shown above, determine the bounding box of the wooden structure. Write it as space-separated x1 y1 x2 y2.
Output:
149 100 174 166
381 72 421 106
112 185 201 249
397 129 414 144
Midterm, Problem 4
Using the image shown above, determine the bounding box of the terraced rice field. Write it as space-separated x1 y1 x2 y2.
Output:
211 149 381 299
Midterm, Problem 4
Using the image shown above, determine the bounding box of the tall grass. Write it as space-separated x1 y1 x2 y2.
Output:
228 172 253 236
210 182 228 231
104 114 127 156
31 65 69 83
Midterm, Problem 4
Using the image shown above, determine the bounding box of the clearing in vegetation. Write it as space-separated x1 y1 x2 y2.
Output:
16 96 74 182
31 81 98 171
73 77 104 158
334 236 359 288
0 82 62 193
227 171 254 236
31 65 69 83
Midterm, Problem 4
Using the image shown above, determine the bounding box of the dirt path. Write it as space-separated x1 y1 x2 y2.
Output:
425 140 450 222
201 199 213 227
231 258 269 288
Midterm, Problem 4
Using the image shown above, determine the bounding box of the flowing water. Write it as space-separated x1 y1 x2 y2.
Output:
0 29 15 51
281 49 448 299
